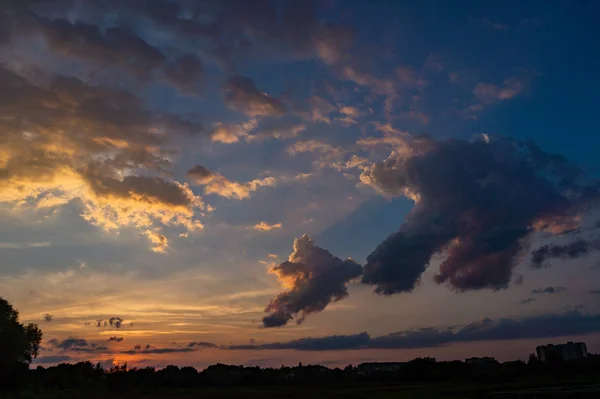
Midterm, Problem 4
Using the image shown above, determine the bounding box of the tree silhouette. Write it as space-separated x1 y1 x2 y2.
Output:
0 297 43 391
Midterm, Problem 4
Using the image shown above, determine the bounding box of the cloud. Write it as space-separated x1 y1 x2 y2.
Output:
474 78 524 104
211 119 259 144
211 118 305 144
46 338 108 353
229 333 370 351
530 240 592 268
44 313 53 322
356 122 411 149
164 54 204 94
33 355 72 364
286 140 348 169
531 286 567 294
400 109 430 125
513 273 524 285
262 235 363 327
336 116 359 127
252 222 283 231
187 165 276 200
340 67 396 115
372 311 600 349
306 96 336 124
107 336 124 343
0 67 205 251
245 122 306 143
473 17 510 31
109 317 124 328
144 230 169 254
93 317 130 329
519 298 536 304
3 0 354 77
122 344 195 355
338 106 365 118
0 241 51 250
27 17 167 78
224 75 285 117
48 338 88 351
590 289 600 295
395 65 428 88
287 140 342 157
331 155 369 171
235 311 600 351
359 135 599 294
187 342 218 348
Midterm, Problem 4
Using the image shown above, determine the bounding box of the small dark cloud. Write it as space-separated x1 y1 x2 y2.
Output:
360 136 599 294
109 317 124 328
187 342 217 348
107 336 124 343
44 313 53 322
590 289 600 295
531 240 591 268
262 235 362 327
519 298 536 304
49 338 88 351
519 298 535 305
531 286 567 294
122 344 196 355
94 317 128 329
46 338 108 353
263 312 293 328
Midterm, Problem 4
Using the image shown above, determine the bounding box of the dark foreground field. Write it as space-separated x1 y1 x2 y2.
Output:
8 380 600 399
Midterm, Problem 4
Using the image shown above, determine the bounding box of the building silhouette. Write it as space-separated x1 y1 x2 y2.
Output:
536 341 588 362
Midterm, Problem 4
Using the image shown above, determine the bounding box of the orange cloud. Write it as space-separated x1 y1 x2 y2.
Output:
187 165 276 200
252 222 283 231
144 230 169 253
0 67 205 251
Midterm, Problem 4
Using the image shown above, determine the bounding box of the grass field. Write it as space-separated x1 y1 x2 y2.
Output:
8 380 600 399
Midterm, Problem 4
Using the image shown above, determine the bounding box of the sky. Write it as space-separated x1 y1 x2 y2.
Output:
1 0 600 370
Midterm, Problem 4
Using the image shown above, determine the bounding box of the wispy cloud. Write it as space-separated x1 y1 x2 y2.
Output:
531 286 567 294
187 165 276 200
252 222 283 231
0 241 51 249
519 298 536 304
472 17 509 31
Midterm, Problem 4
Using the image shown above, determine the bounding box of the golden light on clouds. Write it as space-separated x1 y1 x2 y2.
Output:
252 222 283 231
0 68 206 251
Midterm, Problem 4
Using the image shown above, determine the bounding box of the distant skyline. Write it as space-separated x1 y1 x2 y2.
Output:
1 0 599 369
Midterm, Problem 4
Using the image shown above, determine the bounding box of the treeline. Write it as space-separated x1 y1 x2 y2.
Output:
3 355 600 393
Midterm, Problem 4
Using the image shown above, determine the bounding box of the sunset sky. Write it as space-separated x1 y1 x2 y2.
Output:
1 0 600 370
